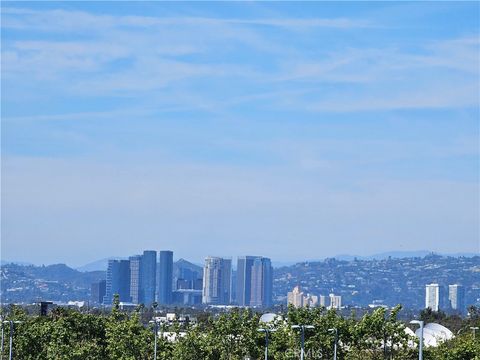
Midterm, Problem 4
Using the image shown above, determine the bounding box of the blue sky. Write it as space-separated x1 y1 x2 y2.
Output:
1 2 479 267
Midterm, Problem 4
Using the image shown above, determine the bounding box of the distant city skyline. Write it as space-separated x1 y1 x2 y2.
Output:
2 2 479 266
2 251 478 310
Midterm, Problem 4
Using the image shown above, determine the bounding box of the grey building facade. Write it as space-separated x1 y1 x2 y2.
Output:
158 250 173 305
91 280 106 304
103 259 131 304
129 255 142 304
236 256 272 307
141 250 157 305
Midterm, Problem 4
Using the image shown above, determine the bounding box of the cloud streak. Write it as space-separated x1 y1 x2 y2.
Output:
2 7 375 32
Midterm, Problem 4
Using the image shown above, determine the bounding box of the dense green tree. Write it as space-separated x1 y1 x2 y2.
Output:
0 302 478 360
104 296 153 360
426 333 480 360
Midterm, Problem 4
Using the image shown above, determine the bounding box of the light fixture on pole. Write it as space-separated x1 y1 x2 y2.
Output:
291 325 314 360
410 320 424 360
470 326 479 339
328 328 338 360
258 328 276 360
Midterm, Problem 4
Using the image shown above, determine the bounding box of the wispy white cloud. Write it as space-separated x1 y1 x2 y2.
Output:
303 83 478 112
71 59 259 95
277 36 480 84
3 6 478 113
2 7 374 31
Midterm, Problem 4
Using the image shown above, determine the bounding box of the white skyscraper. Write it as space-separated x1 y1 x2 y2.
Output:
425 283 444 311
329 293 342 310
448 284 465 313
202 257 231 305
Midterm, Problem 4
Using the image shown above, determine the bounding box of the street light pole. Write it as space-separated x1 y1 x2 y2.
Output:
154 321 158 360
258 328 276 360
328 328 338 360
0 322 4 360
1 321 21 360
292 325 314 360
410 320 424 360
149 319 159 360
471 327 479 339
8 322 12 360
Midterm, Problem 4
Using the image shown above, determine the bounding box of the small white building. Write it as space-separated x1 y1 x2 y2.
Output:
287 286 319 308
329 294 342 310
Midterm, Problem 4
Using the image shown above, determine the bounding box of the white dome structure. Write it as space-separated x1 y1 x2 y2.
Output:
414 322 454 348
424 323 454 339
259 313 283 324
416 330 439 347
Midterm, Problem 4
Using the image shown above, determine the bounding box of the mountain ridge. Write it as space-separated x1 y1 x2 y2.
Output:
3 250 478 272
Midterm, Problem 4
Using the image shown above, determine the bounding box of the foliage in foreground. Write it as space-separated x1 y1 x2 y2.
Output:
1 303 479 360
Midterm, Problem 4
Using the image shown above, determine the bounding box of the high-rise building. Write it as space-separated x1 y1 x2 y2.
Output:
230 269 237 304
448 284 465 314
158 250 173 305
129 251 157 305
129 255 142 304
425 283 444 311
329 294 342 309
202 257 232 305
287 286 319 308
141 250 157 305
250 257 273 307
103 259 131 304
91 280 106 304
236 256 272 307
287 286 304 308
236 256 255 306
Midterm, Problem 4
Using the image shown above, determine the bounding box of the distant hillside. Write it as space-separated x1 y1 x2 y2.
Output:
2 254 479 308
334 250 479 261
76 257 126 272
174 258 202 273
274 250 479 267
1 260 34 266
1 263 105 303
334 250 434 261
273 254 480 309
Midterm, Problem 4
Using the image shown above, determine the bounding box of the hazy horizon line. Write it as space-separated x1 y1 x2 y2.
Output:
2 249 478 270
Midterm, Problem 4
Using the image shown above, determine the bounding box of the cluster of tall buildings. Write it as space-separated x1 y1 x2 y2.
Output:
425 283 465 314
98 250 173 306
202 255 273 307
287 286 342 309
91 251 273 308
